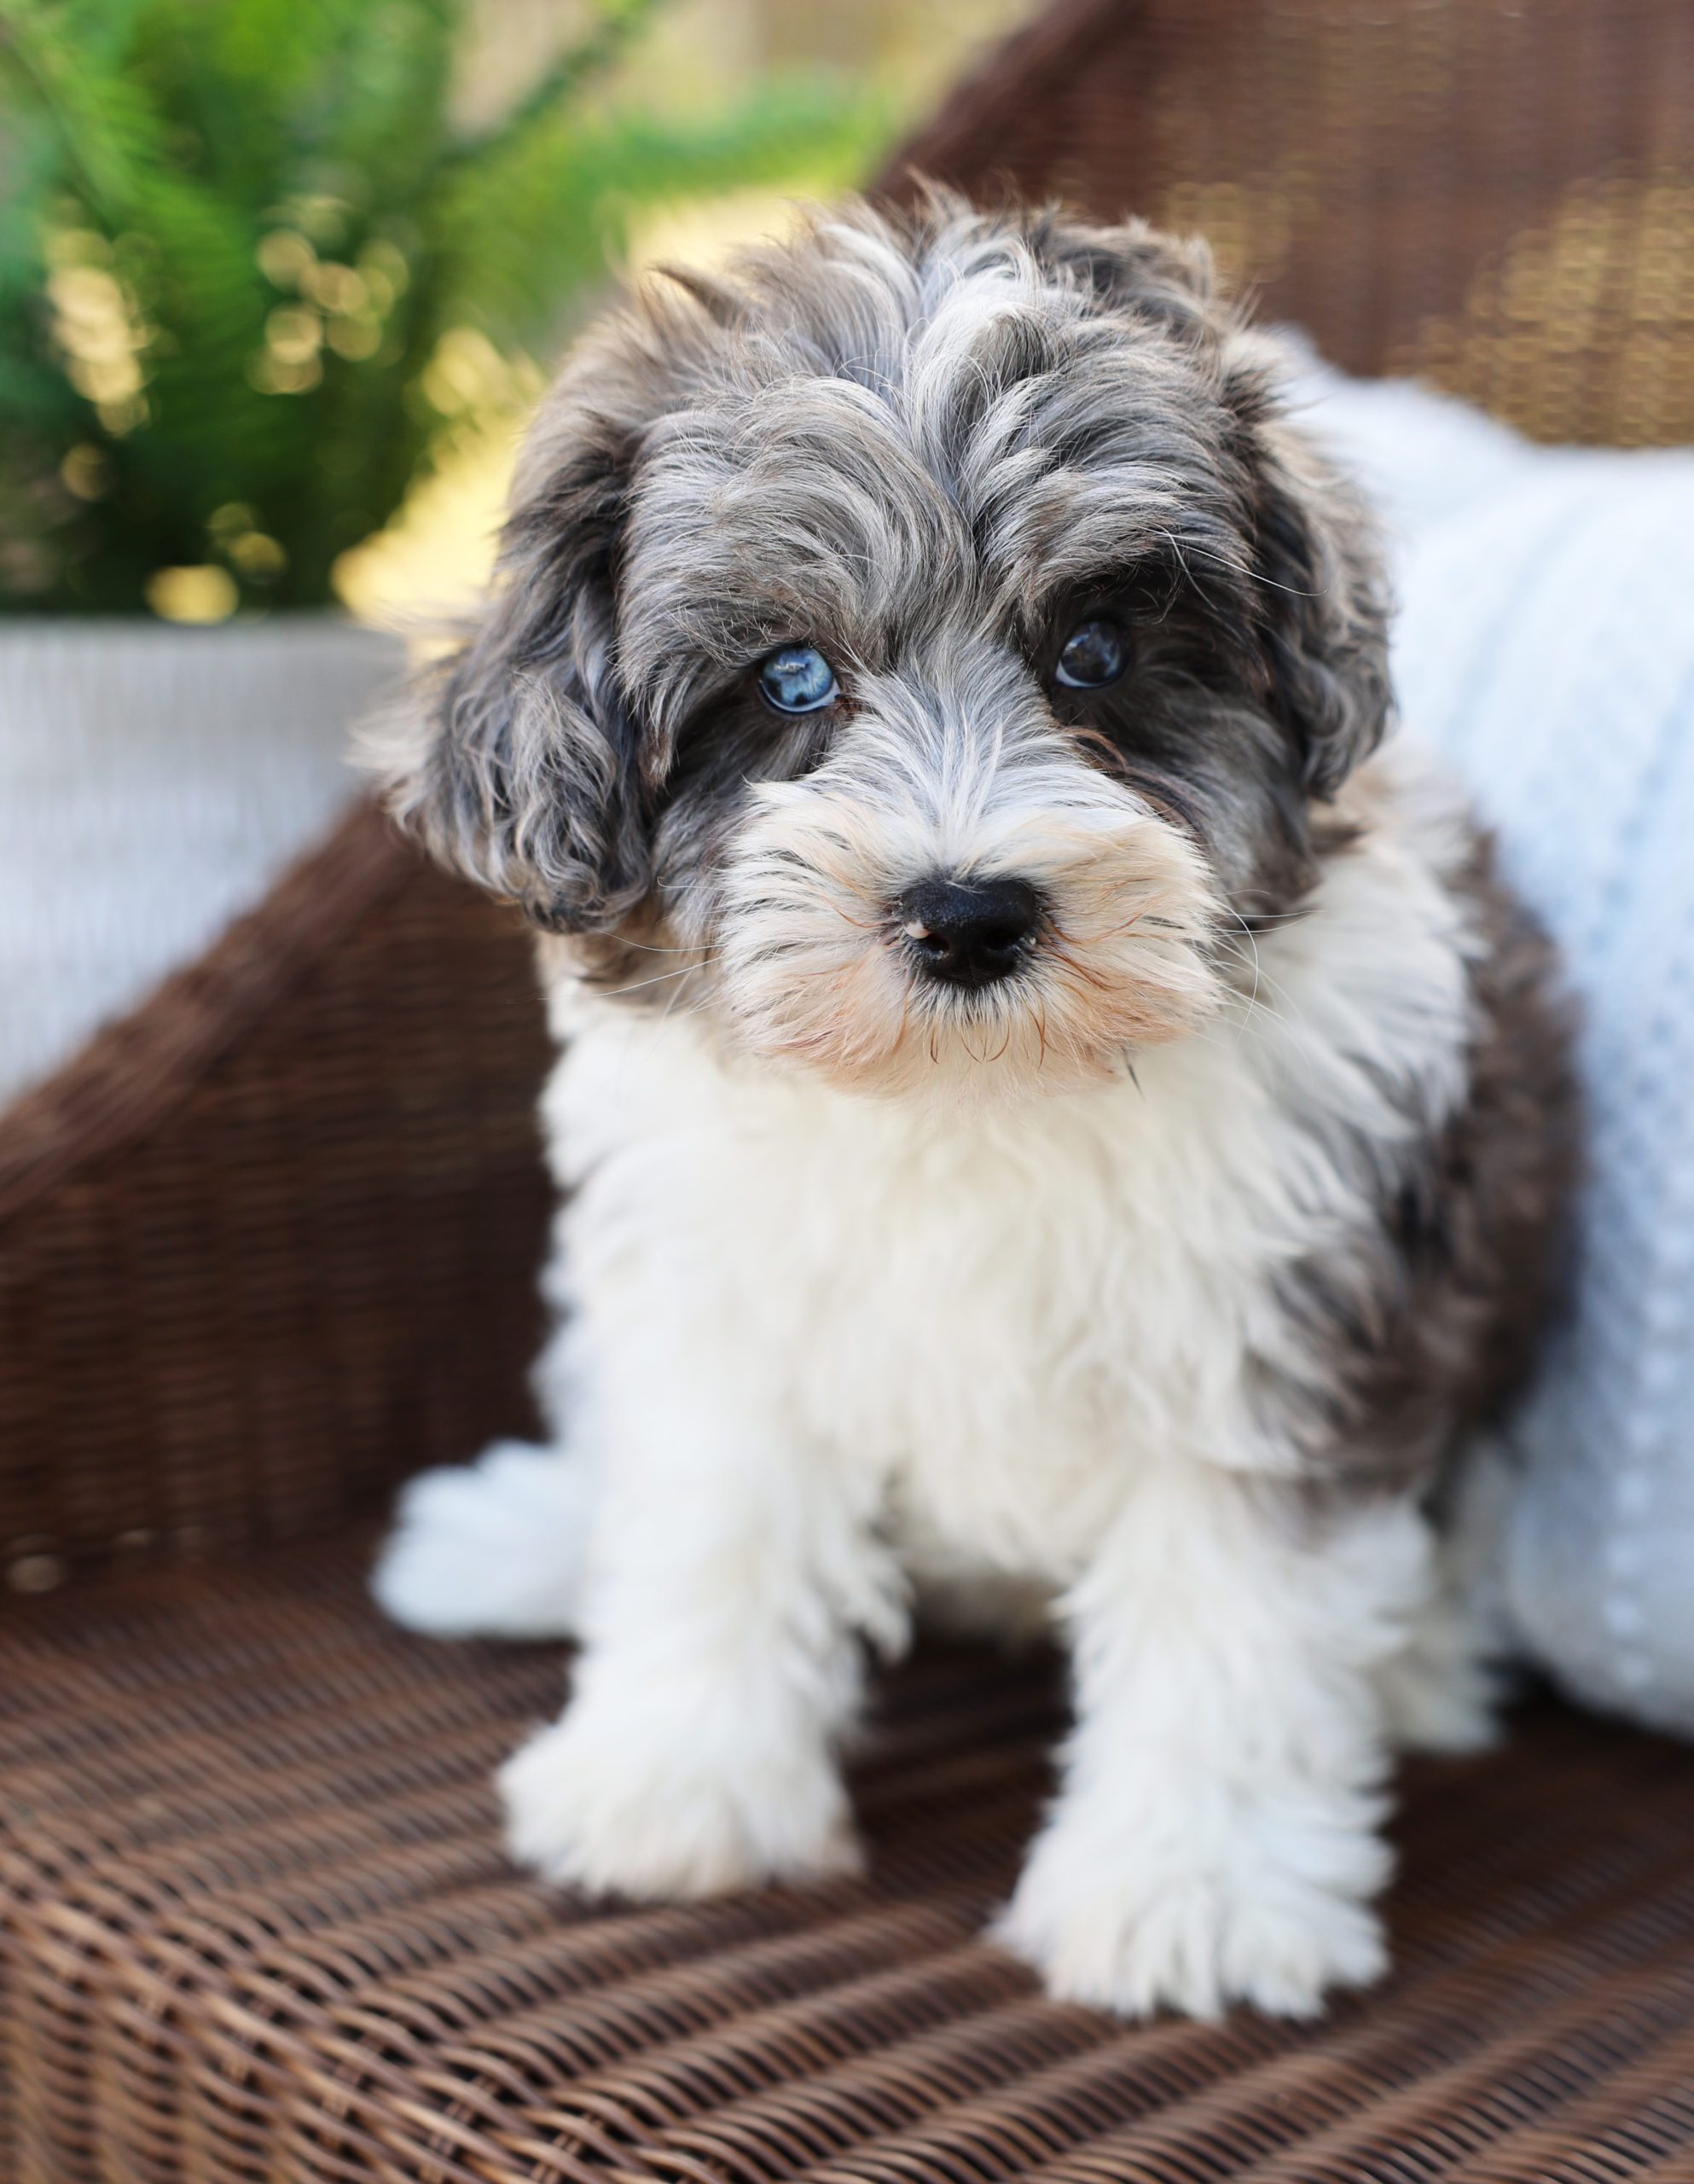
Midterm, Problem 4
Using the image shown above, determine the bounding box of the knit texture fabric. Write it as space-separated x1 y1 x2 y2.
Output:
1305 363 1694 1734
0 620 398 1111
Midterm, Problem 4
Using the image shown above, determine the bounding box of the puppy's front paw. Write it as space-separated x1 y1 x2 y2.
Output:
996 1807 1389 2020
500 1705 862 1900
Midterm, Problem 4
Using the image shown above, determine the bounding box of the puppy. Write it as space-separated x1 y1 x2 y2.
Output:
371 191 1576 2019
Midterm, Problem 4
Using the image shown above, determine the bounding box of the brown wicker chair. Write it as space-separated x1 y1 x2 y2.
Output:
5 4 1694 2177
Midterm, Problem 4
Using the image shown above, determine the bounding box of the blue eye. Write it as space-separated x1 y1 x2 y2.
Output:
1054 616 1128 689
758 644 838 714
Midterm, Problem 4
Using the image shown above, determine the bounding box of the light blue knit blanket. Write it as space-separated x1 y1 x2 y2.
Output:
1301 362 1694 1734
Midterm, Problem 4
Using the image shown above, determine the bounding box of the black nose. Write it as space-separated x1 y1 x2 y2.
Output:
896 876 1042 988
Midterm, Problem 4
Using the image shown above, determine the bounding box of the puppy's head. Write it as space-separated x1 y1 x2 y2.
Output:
380 191 1390 1101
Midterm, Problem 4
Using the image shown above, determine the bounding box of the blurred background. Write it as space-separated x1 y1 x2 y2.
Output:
1 0 1035 628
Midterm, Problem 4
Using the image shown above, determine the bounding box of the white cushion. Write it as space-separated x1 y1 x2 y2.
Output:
1303 360 1694 1733
0 619 400 1112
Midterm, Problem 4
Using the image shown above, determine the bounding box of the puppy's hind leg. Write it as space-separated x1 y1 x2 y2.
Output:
1373 1578 1500 1756
1376 1441 1513 1756
372 1440 591 1641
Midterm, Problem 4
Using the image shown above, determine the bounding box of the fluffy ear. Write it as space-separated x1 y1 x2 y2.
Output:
1031 212 1391 798
374 397 652 933
1233 359 1395 799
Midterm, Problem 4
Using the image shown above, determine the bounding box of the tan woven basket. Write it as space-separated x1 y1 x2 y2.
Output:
4 4 1694 2178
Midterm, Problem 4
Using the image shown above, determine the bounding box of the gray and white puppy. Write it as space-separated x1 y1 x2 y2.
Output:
373 191 1576 2019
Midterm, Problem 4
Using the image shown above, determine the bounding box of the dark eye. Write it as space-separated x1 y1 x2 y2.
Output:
758 644 838 714
1053 616 1128 690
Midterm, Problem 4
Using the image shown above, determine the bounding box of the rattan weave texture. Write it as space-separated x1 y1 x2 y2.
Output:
883 0 1694 449
6 1539 1694 2184
0 804 551 1598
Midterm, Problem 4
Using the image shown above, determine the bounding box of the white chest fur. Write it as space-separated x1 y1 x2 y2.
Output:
377 744 1494 2024
538 746 1477 1583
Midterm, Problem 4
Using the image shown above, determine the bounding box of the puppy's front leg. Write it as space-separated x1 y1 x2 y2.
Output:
999 1461 1430 2018
501 1346 902 1902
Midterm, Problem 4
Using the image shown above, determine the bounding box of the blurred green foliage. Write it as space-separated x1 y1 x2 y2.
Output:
0 0 886 614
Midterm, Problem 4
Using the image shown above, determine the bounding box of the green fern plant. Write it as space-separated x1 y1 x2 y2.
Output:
0 0 886 614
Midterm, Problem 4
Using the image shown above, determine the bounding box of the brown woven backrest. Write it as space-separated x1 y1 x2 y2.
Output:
0 807 550 1596
882 0 1694 447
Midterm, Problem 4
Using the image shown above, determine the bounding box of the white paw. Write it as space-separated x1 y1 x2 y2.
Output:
1375 1605 1503 1755
996 1804 1389 2020
500 1702 862 1899
371 1441 589 1640
1377 1640 1501 1755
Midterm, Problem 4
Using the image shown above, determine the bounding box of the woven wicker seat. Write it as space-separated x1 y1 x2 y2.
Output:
5 3 1694 2177
9 1540 1694 2182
